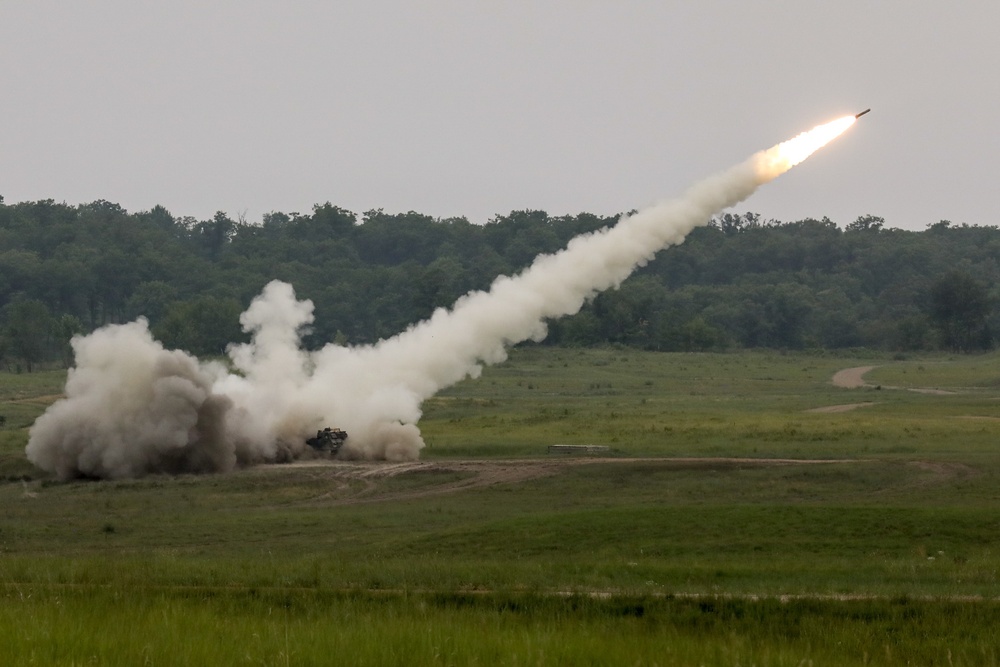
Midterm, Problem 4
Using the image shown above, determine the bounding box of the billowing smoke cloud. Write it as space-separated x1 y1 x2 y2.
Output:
26 116 856 478
25 320 269 479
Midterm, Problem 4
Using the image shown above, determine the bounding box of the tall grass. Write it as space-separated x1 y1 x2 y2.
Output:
2 588 998 666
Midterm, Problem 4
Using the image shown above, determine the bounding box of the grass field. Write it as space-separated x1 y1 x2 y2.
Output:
2 349 1000 665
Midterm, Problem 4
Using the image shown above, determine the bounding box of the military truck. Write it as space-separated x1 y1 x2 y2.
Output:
305 427 348 454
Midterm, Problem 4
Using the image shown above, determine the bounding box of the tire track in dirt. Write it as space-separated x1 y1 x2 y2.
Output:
282 454 982 507
273 457 858 507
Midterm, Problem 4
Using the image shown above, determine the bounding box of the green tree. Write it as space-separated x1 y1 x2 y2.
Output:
846 214 885 233
416 256 467 313
4 297 55 371
928 272 992 352
153 296 245 357
125 281 180 324
55 314 83 367
678 317 725 351
195 211 236 260
714 211 762 235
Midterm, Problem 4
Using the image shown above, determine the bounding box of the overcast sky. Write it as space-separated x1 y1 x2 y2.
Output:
2 1 997 231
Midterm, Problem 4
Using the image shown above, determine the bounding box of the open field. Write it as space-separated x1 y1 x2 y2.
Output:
2 349 1000 664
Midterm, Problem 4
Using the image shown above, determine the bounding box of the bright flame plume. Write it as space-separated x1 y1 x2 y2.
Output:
755 115 857 180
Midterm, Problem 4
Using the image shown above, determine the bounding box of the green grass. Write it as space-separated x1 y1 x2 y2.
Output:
869 355 1000 389
2 588 998 666
421 348 1000 460
4 459 997 597
0 369 65 479
4 350 1000 664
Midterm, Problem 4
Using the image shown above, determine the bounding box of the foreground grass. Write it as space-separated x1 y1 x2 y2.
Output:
3 459 999 597
3 349 1000 664
3 587 998 666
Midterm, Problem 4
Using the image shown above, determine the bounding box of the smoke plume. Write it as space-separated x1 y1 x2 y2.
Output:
26 320 266 479
26 116 855 478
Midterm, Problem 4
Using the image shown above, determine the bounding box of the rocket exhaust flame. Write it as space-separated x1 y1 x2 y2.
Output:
755 115 857 177
26 114 860 479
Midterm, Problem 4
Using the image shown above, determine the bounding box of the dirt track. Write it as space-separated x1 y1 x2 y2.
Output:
806 402 874 413
264 457 856 506
254 452 984 511
827 364 957 398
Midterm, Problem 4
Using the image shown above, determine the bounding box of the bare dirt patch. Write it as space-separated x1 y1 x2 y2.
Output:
831 366 877 389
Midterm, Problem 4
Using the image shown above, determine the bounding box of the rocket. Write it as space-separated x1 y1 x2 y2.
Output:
855 108 871 118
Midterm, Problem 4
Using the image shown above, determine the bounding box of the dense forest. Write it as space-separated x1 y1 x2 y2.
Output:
0 195 997 370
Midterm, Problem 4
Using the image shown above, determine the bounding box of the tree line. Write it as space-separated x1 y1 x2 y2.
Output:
0 195 995 370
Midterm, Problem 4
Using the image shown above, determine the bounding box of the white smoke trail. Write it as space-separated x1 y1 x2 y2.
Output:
26 115 856 477
272 115 859 460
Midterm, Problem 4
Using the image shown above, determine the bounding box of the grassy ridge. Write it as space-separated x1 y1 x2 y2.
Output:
3 349 1000 664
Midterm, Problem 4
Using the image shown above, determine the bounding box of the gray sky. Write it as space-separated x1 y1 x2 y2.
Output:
2 1 997 230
